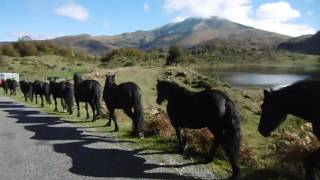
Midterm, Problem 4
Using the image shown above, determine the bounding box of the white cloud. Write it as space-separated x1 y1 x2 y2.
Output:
256 1 300 23
54 2 89 21
162 0 316 36
144 3 150 12
9 32 65 40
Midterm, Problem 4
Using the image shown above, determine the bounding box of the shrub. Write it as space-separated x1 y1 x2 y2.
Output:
272 123 320 176
166 45 183 65
1 44 19 57
58 48 74 57
101 48 144 62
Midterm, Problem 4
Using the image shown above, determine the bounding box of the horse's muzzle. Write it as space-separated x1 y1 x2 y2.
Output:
156 98 162 105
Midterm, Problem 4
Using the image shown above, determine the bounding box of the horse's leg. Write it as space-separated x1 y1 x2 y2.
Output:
304 122 320 180
85 102 90 119
94 99 101 117
40 95 44 107
221 134 240 180
76 100 80 117
61 98 65 112
106 104 112 126
35 94 38 104
205 131 222 163
54 97 58 112
89 101 96 121
109 109 119 131
124 107 136 133
174 126 184 153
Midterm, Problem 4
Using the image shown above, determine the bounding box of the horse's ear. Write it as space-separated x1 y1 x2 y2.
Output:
263 89 270 97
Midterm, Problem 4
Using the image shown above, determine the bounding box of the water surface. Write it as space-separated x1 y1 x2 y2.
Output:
198 65 320 89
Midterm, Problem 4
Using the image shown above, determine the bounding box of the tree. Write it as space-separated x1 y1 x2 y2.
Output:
166 45 183 65
1 44 19 57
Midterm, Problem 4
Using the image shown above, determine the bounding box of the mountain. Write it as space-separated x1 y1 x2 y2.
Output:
278 31 320 55
51 17 290 55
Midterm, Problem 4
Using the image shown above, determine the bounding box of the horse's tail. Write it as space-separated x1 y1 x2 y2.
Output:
93 82 102 115
225 98 242 157
132 87 144 137
64 84 74 114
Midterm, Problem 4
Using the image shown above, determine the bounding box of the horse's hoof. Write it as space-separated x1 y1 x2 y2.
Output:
203 158 212 164
77 115 80 117
114 128 119 132
138 132 144 139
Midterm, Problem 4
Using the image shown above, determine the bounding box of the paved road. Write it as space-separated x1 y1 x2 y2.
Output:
0 96 214 179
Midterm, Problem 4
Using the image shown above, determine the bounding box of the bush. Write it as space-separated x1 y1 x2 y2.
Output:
166 45 183 65
35 40 55 53
58 48 74 57
101 48 144 62
1 44 19 57
14 41 38 56
272 123 320 177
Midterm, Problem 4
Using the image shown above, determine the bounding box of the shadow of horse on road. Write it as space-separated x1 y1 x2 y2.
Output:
0 100 198 179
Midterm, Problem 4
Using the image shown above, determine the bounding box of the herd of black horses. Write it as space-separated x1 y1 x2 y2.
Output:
1 73 320 179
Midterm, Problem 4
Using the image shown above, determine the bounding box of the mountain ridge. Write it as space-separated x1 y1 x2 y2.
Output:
278 31 320 55
48 17 290 55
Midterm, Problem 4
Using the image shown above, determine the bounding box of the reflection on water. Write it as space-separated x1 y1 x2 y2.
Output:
219 72 308 88
198 65 320 88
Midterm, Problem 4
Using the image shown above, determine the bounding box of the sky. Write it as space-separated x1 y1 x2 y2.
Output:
0 0 319 41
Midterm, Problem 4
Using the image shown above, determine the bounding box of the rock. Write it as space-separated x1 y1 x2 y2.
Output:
175 72 187 78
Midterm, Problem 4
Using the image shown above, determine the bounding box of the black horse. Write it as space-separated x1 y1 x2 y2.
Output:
7 79 18 95
19 80 33 102
32 80 51 107
2 79 9 94
156 80 241 179
103 74 144 138
258 79 320 180
49 80 74 114
73 73 101 121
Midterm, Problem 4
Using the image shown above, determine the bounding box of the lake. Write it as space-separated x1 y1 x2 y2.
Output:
198 64 320 89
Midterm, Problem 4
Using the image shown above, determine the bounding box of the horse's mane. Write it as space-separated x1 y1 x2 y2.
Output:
269 79 320 101
159 80 192 95
275 79 319 93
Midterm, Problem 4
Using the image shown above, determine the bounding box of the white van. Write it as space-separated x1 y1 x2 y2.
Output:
0 73 20 82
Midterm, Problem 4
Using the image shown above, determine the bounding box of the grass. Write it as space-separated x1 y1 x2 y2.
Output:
0 55 96 80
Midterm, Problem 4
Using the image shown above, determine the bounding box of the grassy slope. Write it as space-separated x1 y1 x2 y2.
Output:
0 55 96 80
2 53 320 179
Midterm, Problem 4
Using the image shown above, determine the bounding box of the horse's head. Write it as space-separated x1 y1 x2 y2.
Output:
258 89 287 137
105 74 116 86
156 80 168 105
73 73 82 84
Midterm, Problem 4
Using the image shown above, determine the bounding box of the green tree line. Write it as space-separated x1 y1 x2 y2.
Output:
0 40 81 58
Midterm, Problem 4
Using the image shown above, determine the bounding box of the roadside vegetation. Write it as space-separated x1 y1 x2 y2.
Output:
1 44 320 179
